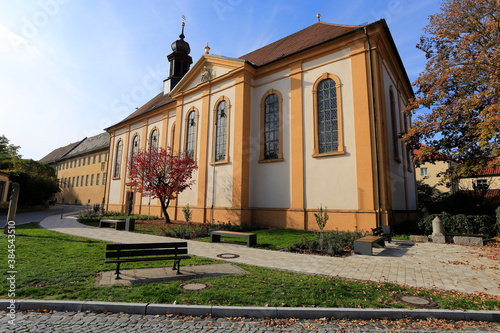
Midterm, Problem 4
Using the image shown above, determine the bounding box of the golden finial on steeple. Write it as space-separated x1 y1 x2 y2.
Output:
317 13 321 22
204 43 210 54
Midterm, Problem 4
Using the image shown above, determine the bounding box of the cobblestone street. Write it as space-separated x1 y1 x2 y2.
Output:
2 310 500 332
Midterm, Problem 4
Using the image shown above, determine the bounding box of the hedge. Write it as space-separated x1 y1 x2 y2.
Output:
418 212 498 239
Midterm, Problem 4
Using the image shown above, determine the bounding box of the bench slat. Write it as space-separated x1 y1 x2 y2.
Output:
105 255 191 264
211 231 255 237
106 242 188 251
105 248 188 258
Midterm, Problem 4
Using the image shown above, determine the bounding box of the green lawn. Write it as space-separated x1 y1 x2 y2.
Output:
1 223 499 310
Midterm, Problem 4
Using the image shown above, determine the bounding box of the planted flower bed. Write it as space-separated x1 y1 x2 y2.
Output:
287 229 369 256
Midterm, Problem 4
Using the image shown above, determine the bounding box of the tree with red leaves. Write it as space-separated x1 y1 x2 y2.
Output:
403 0 500 177
128 147 197 223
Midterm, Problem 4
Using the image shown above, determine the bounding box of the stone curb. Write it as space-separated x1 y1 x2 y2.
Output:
2 300 499 322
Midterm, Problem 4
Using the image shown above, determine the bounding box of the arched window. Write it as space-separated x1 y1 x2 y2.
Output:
113 140 123 178
185 109 198 159
150 129 158 149
131 135 139 159
214 99 229 162
260 90 283 162
312 73 344 157
170 123 176 151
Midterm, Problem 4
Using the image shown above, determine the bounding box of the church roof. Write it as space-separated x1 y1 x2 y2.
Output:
114 92 175 125
239 22 367 66
109 19 410 130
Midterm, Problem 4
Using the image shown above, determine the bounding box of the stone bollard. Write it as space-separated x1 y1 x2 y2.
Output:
431 216 446 243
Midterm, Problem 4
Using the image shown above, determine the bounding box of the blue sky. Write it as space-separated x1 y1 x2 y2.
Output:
0 0 441 160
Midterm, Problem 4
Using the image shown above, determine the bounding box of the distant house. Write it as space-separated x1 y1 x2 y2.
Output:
40 132 110 205
457 162 500 204
414 145 458 194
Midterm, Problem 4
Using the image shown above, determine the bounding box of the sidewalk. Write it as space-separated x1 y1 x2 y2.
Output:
39 213 500 296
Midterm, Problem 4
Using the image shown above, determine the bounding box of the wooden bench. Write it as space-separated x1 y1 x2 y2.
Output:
210 230 257 247
372 226 392 243
354 235 385 256
104 242 190 280
100 219 125 230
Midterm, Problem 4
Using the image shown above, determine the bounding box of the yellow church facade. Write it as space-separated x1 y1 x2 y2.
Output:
104 19 417 231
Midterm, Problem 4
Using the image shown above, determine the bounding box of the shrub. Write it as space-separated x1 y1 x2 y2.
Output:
287 229 368 256
182 204 192 223
314 204 329 231
417 212 497 238
162 221 262 240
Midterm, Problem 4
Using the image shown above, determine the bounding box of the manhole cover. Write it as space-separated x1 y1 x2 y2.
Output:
393 294 438 308
179 282 211 292
217 253 240 259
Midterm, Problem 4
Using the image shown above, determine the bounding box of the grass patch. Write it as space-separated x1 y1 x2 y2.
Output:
1 223 499 310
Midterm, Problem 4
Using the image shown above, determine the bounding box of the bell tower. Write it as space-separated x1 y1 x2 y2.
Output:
164 21 193 94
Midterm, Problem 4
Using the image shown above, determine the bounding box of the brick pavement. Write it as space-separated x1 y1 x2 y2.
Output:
2 310 500 332
39 213 500 296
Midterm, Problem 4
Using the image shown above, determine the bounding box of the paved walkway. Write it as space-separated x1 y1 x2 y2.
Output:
39 213 500 296
0 204 81 228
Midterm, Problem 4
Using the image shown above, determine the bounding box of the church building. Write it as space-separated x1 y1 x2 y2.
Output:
104 18 417 231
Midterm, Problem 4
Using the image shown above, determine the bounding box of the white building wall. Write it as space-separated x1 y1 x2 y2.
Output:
382 61 416 210
302 50 358 210
177 98 203 206
205 81 235 208
108 130 127 204
249 69 292 208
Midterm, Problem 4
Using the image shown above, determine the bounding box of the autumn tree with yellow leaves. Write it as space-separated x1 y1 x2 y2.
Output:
404 0 500 176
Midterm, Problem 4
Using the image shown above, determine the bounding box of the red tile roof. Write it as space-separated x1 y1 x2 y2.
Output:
460 190 500 204
472 161 500 177
413 144 449 162
239 22 366 67
112 92 175 126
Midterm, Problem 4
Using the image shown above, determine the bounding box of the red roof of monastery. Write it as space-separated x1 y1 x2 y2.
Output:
239 22 367 66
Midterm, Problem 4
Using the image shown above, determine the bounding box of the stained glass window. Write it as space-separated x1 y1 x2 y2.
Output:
264 94 279 159
215 101 227 162
114 141 122 178
150 129 158 149
317 78 338 154
131 135 139 158
186 111 196 158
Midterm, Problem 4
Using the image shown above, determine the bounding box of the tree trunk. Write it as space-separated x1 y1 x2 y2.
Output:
159 197 171 224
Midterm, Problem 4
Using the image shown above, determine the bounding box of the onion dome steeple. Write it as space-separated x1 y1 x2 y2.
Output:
164 21 193 93
171 22 191 54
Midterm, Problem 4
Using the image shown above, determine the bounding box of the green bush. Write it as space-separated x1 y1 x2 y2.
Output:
287 229 368 256
77 211 160 224
418 212 497 238
427 192 497 215
163 221 261 239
